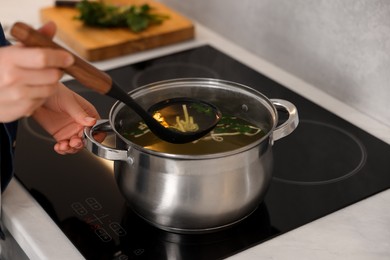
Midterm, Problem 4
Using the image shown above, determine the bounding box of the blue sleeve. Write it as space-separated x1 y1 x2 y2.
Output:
0 23 10 46
0 23 17 192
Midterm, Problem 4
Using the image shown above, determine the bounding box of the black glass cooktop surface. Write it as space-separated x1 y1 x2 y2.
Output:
14 45 390 259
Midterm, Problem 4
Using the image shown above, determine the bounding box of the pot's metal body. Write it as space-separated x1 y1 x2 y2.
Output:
84 78 298 233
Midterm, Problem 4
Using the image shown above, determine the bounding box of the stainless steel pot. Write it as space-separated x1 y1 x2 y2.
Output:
84 78 298 233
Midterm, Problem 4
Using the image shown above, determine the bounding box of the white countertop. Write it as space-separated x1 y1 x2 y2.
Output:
2 1 390 259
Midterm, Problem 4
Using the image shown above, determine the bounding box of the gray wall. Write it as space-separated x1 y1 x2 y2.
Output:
160 0 390 126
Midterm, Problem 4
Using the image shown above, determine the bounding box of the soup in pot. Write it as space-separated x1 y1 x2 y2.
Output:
121 115 266 155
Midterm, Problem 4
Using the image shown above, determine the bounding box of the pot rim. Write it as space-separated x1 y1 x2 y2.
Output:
108 78 278 159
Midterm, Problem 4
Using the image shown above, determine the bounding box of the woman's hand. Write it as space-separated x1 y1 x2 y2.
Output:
0 22 74 122
33 84 106 154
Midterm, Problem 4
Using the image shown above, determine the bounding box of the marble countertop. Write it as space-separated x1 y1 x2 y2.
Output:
1 0 390 259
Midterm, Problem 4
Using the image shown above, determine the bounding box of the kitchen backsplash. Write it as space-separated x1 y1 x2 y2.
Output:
159 0 390 126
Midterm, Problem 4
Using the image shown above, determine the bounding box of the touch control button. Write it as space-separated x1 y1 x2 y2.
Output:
85 197 102 210
95 228 112 242
109 222 127 236
71 202 88 216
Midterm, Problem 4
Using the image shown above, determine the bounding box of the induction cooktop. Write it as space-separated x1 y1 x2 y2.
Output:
14 45 390 259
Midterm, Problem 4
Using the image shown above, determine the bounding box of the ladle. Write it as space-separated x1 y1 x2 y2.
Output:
10 22 221 144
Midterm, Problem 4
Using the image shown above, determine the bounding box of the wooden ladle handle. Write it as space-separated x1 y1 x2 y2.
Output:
10 21 112 94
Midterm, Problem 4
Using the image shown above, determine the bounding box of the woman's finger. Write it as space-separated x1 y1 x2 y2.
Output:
37 21 57 39
5 46 74 69
2 66 64 86
0 83 58 101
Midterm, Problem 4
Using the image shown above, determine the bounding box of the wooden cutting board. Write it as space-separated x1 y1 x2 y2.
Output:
40 0 194 61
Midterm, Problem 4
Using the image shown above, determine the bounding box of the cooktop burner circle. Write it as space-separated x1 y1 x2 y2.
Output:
272 120 367 185
132 62 219 87
21 117 54 142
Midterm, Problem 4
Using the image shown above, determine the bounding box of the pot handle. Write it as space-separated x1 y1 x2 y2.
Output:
83 119 130 162
270 99 299 141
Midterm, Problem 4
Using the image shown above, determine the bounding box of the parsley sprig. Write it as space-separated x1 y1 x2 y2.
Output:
76 0 169 32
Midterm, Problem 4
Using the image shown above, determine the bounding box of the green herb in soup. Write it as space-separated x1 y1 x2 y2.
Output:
121 115 266 155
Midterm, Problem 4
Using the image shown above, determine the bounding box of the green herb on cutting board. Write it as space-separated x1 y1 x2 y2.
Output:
75 0 169 32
